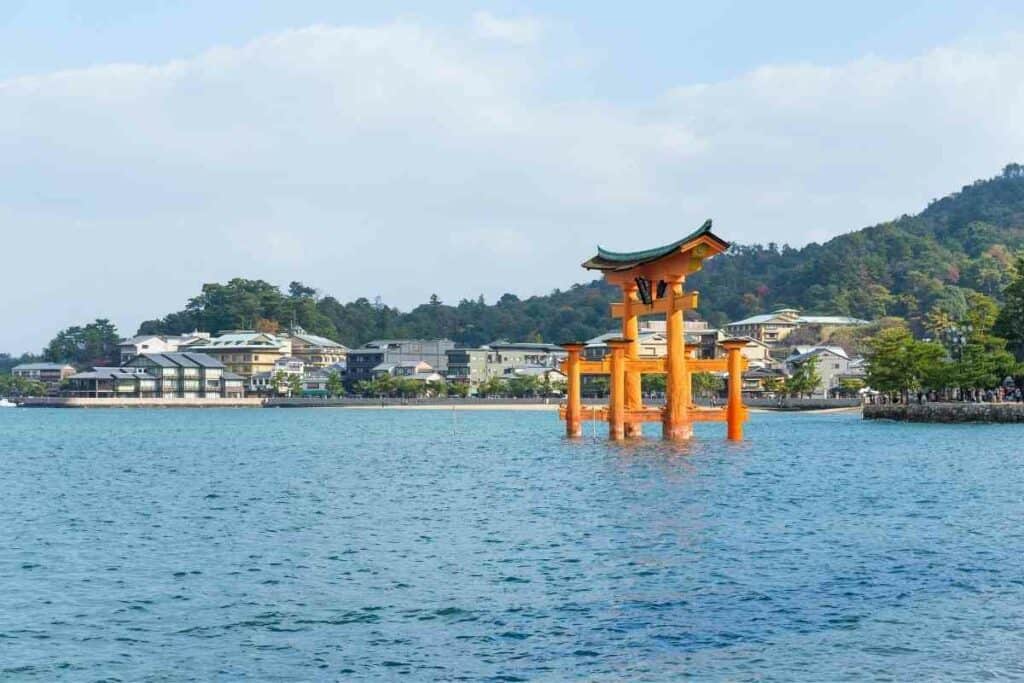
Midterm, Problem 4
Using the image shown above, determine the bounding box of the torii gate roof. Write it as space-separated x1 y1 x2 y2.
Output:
582 219 730 272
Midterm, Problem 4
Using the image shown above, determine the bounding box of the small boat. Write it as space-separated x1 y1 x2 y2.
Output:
0 398 17 408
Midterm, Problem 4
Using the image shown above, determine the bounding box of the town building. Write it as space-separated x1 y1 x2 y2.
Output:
66 368 158 398
784 345 866 398
282 327 348 368
444 342 566 394
123 352 242 398
12 362 77 393
66 352 244 398
508 366 568 384
685 320 723 359
118 332 210 364
346 339 456 385
302 368 331 395
727 337 776 369
185 331 291 379
249 356 306 395
444 348 490 387
724 308 868 346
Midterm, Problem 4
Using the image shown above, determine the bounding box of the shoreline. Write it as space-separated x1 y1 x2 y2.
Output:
15 396 863 413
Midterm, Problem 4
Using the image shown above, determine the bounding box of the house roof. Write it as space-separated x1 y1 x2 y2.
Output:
787 347 850 364
791 345 849 359
488 341 563 352
70 368 156 380
395 360 431 369
189 332 284 350
178 352 225 368
745 367 786 378
362 339 454 348
13 362 74 371
134 352 225 369
407 372 444 382
728 310 870 327
288 330 349 351
582 219 730 271
585 330 666 346
512 365 567 378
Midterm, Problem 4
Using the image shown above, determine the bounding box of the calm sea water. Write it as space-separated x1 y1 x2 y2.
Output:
2 408 1023 681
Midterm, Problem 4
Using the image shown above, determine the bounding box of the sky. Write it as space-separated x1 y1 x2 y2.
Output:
3 1 1024 352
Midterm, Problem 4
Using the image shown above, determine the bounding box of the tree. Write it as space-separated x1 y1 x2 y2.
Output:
866 327 948 401
994 256 1024 359
785 355 822 398
270 371 289 395
642 374 666 394
507 374 540 398
448 382 470 398
326 371 344 397
0 374 47 397
287 373 304 397
44 319 120 367
373 374 397 397
762 375 784 394
692 372 724 398
477 376 506 397
584 377 608 398
837 378 865 396
395 378 421 398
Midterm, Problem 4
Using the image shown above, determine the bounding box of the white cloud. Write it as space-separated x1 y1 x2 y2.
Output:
1 22 1023 351
471 11 544 45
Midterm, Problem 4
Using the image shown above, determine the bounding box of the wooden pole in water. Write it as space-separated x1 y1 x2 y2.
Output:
607 339 630 441
562 343 585 438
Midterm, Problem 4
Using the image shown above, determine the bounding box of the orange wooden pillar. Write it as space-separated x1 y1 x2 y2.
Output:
722 339 746 441
562 343 584 438
663 279 692 441
621 285 643 438
607 339 629 441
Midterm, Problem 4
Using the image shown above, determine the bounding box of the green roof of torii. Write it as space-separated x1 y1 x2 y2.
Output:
583 219 729 271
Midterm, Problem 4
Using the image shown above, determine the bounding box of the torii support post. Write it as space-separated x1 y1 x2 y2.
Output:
721 339 747 441
663 279 692 441
621 285 643 438
562 343 585 438
607 339 630 441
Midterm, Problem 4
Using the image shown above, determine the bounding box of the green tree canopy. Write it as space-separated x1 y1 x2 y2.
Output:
44 319 120 367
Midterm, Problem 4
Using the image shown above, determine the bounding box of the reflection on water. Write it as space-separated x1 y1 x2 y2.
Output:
1 408 1022 680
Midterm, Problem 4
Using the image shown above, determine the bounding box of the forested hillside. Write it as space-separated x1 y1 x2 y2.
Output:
694 163 1024 327
135 164 1024 347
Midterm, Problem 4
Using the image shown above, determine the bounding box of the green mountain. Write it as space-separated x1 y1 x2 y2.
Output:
136 164 1024 346
693 163 1024 328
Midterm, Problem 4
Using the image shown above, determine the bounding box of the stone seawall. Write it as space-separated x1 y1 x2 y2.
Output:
864 402 1024 423
744 398 861 411
19 397 265 408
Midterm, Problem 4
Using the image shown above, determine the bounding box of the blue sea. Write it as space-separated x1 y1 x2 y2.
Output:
2 407 1023 680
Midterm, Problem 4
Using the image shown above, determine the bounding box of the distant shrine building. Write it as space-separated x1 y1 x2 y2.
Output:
559 220 748 441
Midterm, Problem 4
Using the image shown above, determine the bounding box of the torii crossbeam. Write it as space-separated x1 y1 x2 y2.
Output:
558 220 748 441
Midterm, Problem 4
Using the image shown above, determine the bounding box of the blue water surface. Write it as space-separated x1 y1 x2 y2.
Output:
1 408 1023 680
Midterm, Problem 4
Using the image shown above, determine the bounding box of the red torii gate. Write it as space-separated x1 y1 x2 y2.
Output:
559 220 748 441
